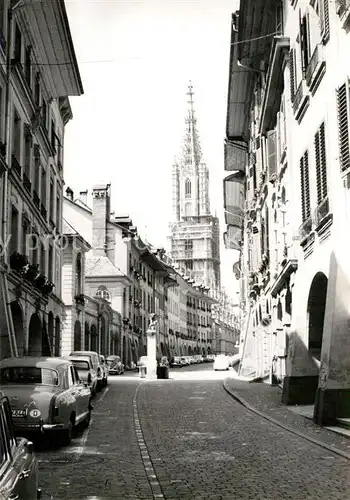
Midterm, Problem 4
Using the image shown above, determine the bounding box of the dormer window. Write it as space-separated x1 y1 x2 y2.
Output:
95 286 111 303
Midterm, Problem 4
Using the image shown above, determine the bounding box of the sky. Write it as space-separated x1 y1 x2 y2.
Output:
63 0 240 299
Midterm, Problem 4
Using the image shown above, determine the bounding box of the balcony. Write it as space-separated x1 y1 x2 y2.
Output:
313 196 333 233
293 80 310 123
299 216 313 242
11 155 22 178
336 0 350 29
305 44 326 94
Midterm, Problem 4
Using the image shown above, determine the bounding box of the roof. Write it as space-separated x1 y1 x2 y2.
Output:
85 256 125 278
62 218 91 250
0 357 70 369
66 356 91 363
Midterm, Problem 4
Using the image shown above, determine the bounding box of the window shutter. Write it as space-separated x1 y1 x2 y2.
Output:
267 130 277 180
319 122 327 199
321 0 330 44
300 150 311 222
314 122 327 204
289 49 296 101
264 206 269 257
336 82 350 172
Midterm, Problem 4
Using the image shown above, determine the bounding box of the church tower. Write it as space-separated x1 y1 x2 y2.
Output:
170 83 220 292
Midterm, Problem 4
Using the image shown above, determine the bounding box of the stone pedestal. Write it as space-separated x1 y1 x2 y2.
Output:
146 331 157 381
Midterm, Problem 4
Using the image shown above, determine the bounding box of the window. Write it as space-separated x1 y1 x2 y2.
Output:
14 23 22 63
40 241 45 274
336 81 350 173
48 244 54 282
49 180 55 222
12 109 21 162
25 46 31 87
300 12 311 76
21 217 30 255
10 206 18 255
23 124 32 179
0 367 58 386
185 178 191 198
41 100 47 130
75 254 82 296
34 146 40 195
34 72 40 106
56 193 60 230
41 167 46 207
314 122 327 204
95 287 111 302
267 130 277 180
300 150 311 222
51 119 56 152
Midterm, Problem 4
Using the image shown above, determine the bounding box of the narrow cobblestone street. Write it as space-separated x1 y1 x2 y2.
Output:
37 365 350 499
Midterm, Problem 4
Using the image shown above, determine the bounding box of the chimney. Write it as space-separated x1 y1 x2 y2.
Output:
66 187 74 201
92 183 111 256
79 190 88 205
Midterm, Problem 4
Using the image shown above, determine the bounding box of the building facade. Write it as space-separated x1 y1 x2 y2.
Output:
0 0 83 359
225 0 350 425
170 84 221 292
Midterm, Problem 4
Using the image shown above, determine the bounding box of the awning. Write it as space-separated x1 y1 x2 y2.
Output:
224 139 248 172
259 36 290 135
224 225 243 251
223 172 245 227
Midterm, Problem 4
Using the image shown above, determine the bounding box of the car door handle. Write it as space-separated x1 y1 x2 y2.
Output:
19 469 31 479
9 495 20 500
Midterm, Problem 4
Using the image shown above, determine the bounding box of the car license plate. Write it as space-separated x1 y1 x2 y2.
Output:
12 409 27 417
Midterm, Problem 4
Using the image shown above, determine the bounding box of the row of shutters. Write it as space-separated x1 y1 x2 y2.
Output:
300 122 327 223
300 78 350 223
289 0 330 101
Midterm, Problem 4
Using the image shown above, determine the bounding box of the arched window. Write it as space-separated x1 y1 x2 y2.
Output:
95 285 111 303
185 178 191 198
75 253 82 296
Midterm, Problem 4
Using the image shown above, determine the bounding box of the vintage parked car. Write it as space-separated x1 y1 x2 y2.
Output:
0 357 93 445
99 355 109 386
106 355 124 375
70 351 104 390
66 356 98 395
0 390 42 499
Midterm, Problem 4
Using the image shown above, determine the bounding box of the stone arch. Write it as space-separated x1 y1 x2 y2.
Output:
54 316 61 356
307 272 328 360
28 313 42 356
48 312 54 355
84 322 90 350
90 324 98 352
10 301 24 356
73 320 82 351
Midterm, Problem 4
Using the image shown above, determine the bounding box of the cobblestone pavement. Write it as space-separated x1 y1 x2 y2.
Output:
37 380 153 500
36 365 350 499
224 376 350 456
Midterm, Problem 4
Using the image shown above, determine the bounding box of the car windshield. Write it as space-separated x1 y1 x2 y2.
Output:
72 360 89 371
0 367 59 386
107 357 120 366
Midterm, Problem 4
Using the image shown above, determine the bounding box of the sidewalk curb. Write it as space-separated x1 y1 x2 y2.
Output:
223 378 350 461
